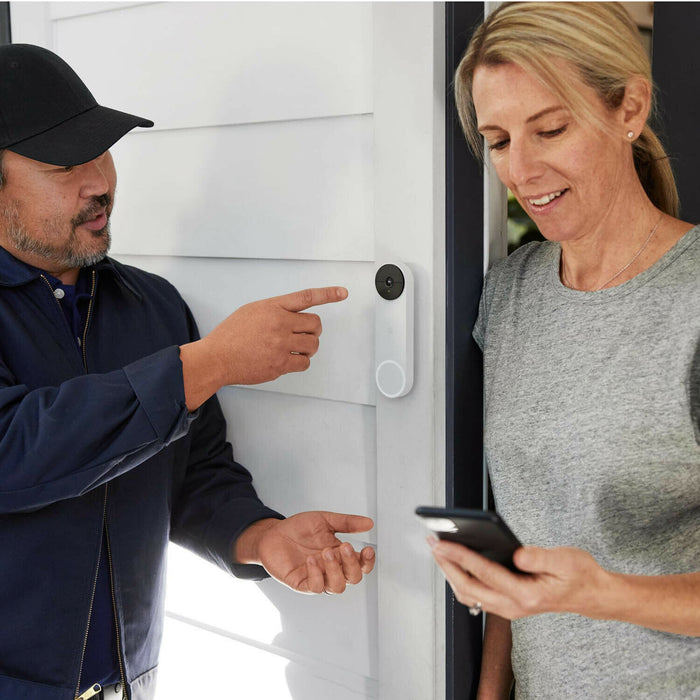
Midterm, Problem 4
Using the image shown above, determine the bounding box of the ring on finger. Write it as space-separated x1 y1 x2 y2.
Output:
468 601 483 616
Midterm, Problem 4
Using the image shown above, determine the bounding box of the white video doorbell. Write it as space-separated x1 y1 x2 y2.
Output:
375 262 414 398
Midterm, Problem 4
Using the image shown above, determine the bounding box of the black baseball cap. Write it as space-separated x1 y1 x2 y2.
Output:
0 43 153 166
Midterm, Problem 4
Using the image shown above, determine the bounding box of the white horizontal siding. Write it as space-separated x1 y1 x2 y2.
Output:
159 609 378 698
220 388 377 519
53 2 373 130
165 544 377 678
109 116 373 261
113 254 377 405
49 2 148 20
9 2 445 698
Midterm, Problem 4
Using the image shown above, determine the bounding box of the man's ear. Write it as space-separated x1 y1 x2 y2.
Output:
620 75 652 138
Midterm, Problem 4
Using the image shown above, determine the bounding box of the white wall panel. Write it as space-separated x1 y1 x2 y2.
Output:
219 388 377 520
113 255 376 406
9 3 446 698
373 5 446 698
8 2 51 46
159 610 377 699
49 2 146 20
165 390 378 673
166 546 377 680
109 116 373 261
164 544 377 682
53 2 373 131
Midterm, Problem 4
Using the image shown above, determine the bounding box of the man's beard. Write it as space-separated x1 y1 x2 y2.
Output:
2 194 112 269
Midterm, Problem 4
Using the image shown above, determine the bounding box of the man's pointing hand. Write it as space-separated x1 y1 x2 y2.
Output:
180 287 348 411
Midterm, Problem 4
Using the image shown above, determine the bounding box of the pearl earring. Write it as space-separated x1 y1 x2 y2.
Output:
627 131 635 139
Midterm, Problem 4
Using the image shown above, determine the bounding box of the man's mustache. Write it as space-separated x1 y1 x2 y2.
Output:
72 193 112 228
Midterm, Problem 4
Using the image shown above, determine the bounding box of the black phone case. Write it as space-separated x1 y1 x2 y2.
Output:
416 506 522 572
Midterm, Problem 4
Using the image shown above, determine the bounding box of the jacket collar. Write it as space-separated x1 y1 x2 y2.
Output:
0 245 140 298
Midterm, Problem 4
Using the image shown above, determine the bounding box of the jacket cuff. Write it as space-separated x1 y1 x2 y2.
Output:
205 499 285 580
123 346 193 443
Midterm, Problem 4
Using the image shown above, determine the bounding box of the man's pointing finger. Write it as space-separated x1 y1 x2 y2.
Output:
278 287 348 312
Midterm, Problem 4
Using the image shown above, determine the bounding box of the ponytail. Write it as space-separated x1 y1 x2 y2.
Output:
633 126 679 217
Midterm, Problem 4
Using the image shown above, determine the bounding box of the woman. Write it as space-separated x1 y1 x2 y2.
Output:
430 3 700 698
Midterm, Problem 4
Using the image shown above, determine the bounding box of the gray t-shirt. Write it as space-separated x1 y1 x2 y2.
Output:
474 225 700 699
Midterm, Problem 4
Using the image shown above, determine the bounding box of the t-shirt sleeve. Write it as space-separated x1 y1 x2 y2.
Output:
472 279 488 351
689 337 700 444
472 261 503 351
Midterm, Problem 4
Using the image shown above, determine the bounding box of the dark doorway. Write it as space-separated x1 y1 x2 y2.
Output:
445 3 486 700
652 3 700 224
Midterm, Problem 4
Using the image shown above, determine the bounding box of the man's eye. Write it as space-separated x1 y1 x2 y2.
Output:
63 166 73 173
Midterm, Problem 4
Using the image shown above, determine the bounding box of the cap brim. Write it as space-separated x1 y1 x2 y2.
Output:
5 104 153 166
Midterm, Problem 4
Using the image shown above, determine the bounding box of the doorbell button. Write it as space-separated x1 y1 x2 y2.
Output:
375 360 407 398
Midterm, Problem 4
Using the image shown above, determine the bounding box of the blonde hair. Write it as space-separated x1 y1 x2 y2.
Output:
455 2 679 217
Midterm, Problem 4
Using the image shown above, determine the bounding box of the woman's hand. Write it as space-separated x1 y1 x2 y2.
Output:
431 538 700 635
430 538 611 620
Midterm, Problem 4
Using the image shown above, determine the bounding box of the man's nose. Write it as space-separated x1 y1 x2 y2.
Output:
78 156 111 199
507 139 544 187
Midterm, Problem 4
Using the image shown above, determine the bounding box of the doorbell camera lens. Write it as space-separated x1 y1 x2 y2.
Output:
375 264 405 300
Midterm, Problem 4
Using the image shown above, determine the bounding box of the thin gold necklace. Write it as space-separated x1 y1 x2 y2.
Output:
562 214 663 292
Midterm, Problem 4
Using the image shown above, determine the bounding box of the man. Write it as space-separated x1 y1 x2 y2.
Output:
0 44 375 700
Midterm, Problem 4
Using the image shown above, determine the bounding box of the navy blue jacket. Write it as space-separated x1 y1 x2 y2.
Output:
0 247 281 699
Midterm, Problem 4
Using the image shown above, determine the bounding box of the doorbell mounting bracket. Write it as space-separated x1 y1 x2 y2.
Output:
375 262 414 398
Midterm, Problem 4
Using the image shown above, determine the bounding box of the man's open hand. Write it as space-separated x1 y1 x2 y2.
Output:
235 511 375 595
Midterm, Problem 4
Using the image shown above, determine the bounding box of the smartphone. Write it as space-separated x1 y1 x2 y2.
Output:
416 506 522 572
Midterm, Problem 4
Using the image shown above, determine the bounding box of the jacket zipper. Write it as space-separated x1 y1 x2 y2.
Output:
105 508 128 699
83 273 128 698
68 270 101 700
77 684 102 700
46 271 127 699
75 489 128 700
81 270 96 371
75 490 108 700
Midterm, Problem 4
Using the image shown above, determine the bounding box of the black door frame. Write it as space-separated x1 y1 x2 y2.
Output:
652 2 700 224
445 4 486 700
